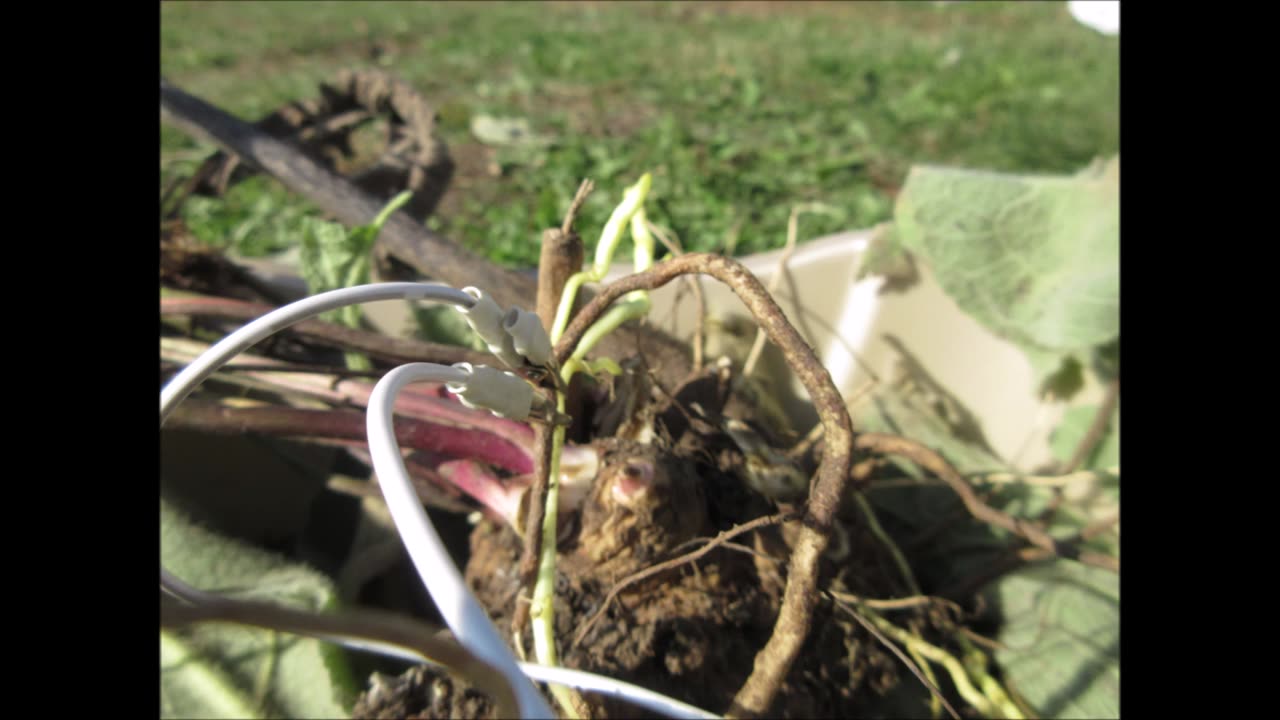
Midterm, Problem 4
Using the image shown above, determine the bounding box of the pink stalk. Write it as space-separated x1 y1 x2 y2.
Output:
339 380 536 446
166 402 533 475
395 415 533 474
439 460 524 527
162 337 537 465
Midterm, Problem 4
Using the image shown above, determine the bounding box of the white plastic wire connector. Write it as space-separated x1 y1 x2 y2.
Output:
445 363 535 420
457 286 506 340
457 287 524 368
503 308 553 367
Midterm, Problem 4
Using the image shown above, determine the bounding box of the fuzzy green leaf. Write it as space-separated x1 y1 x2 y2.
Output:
1050 403 1119 470
297 192 411 369
298 217 366 321
160 500 356 719
988 561 1119 719
890 157 1118 360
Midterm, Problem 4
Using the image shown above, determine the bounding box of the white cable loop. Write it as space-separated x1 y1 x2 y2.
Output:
367 362 553 718
159 281 716 719
160 282 474 423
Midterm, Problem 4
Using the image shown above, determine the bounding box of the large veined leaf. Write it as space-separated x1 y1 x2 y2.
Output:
865 470 1119 718
161 499 357 718
987 561 1119 719
858 158 1120 717
889 157 1118 361
1051 403 1120 471
982 472 1119 719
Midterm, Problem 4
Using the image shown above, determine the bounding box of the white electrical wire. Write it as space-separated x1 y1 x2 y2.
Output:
159 282 547 716
161 281 716 719
367 362 554 718
327 634 719 719
524 664 718 720
160 282 474 423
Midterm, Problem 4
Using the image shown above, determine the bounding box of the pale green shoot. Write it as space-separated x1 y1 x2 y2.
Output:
530 393 579 717
550 173 653 344
532 176 656 719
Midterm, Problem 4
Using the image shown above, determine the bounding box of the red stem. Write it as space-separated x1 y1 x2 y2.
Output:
439 460 523 526
166 402 534 474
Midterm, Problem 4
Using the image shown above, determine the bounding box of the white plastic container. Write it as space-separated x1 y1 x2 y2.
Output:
606 230 1108 472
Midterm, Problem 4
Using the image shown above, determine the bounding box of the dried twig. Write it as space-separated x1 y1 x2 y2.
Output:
535 180 592 330
160 78 694 381
573 509 802 649
511 413 556 646
159 77 513 303
516 181 596 644
562 178 595 235
646 220 706 372
742 204 818 378
855 432 1118 573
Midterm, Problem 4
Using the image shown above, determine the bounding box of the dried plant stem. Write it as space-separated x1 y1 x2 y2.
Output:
562 178 595 235
646 219 706 372
511 409 555 648
160 77 531 312
742 203 835 378
855 432 1119 573
554 253 855 718
535 179 591 330
519 180 594 640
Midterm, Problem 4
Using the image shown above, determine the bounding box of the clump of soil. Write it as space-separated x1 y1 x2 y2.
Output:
353 363 916 718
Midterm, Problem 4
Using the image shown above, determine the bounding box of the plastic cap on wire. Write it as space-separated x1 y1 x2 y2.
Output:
503 308 552 367
457 287 524 368
446 363 534 420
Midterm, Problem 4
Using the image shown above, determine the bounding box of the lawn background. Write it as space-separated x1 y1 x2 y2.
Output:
160 1 1118 267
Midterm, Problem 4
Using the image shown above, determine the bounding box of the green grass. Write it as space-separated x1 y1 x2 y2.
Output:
161 1 1118 267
